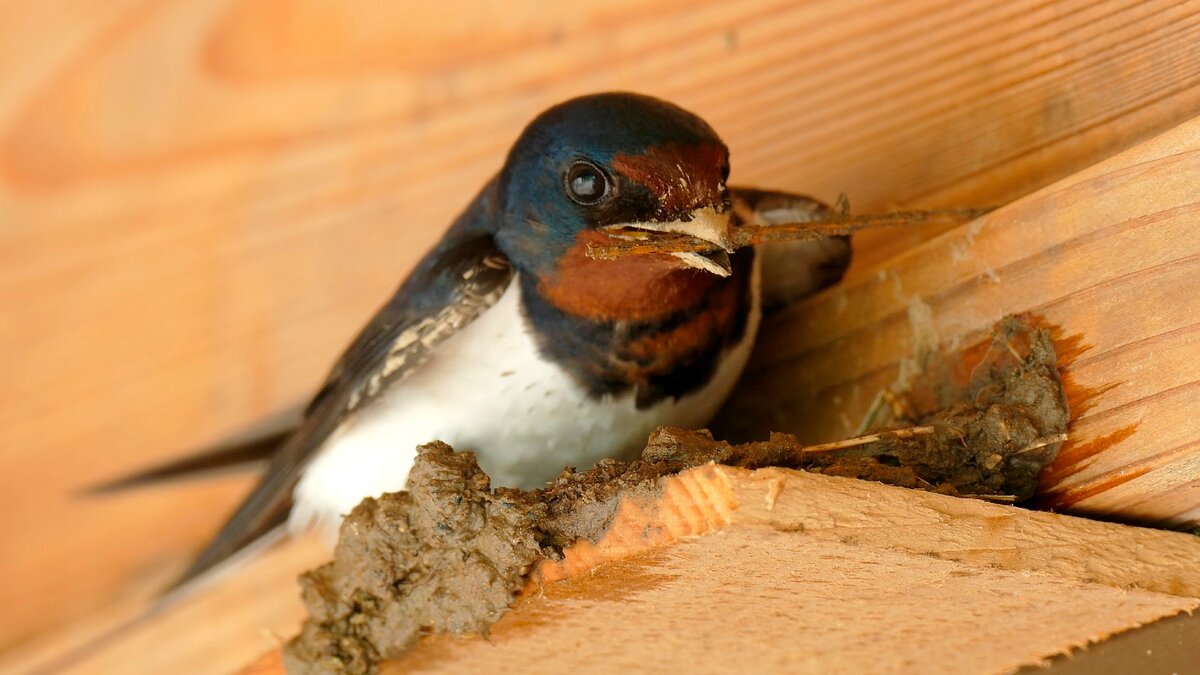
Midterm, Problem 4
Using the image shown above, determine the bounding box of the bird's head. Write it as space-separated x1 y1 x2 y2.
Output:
494 93 736 285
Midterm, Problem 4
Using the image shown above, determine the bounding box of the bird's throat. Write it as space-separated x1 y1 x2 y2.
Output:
536 230 728 322
521 246 755 407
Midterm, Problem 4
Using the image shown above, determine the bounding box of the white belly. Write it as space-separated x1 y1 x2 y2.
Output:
292 261 762 533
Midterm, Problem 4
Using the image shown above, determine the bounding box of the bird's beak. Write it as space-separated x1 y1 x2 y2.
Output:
603 206 736 277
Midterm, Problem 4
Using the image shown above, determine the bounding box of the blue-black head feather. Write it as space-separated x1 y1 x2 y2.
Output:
494 93 730 278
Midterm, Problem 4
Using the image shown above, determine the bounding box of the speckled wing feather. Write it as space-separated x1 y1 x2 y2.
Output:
175 233 512 588
310 239 513 417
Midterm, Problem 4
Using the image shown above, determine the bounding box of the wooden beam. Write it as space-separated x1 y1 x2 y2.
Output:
716 114 1200 530
0 534 328 675
246 465 1200 674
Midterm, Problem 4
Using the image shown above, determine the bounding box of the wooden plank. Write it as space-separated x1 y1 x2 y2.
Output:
0 534 328 675
716 114 1200 530
5 0 1200 653
527 464 1200 597
244 465 1200 674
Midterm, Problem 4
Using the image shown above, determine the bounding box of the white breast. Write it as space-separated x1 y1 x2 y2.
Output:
291 260 762 534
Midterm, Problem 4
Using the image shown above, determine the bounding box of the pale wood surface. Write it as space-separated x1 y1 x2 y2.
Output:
6 0 1200 658
0 533 328 675
538 464 1200 597
716 113 1200 531
246 465 1200 675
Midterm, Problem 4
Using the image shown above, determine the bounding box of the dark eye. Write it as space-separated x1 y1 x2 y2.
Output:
565 161 611 205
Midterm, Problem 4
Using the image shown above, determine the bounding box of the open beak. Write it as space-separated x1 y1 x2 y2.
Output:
602 206 736 277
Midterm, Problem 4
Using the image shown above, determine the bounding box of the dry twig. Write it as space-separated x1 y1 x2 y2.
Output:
1016 433 1070 454
960 494 1019 504
586 207 993 260
800 425 937 454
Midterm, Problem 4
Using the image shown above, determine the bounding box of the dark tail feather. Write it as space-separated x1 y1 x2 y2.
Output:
166 497 292 594
165 444 307 592
83 431 288 494
166 399 343 591
82 405 303 494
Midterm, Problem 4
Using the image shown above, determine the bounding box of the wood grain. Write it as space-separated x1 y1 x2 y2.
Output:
4 0 1200 656
0 533 329 675
530 464 1200 597
246 465 1200 675
716 113 1200 530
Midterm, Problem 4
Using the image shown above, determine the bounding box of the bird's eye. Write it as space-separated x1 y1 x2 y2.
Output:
565 161 611 205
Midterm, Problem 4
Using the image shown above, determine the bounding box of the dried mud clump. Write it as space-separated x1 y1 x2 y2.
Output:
283 444 546 674
282 437 741 675
831 313 1071 499
285 315 1069 674
635 315 1070 502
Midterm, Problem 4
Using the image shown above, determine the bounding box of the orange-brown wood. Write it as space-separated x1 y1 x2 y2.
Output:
717 115 1200 530
5 0 1200 659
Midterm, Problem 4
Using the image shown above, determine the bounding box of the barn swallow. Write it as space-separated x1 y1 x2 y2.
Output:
108 93 850 586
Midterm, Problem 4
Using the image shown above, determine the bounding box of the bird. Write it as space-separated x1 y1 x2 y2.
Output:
98 92 851 588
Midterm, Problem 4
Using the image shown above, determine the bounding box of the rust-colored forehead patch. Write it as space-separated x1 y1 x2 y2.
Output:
612 143 728 217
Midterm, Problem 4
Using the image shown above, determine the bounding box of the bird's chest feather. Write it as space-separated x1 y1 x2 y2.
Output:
293 254 759 531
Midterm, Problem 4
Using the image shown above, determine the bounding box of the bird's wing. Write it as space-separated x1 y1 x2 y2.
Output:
174 233 513 588
731 187 852 311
